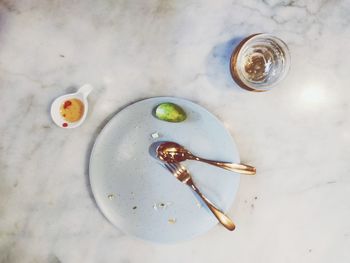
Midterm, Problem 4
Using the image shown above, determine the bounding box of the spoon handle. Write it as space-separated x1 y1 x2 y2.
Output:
188 179 235 231
192 156 256 175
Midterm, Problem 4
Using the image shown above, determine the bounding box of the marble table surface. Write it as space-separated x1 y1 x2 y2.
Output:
1 0 349 262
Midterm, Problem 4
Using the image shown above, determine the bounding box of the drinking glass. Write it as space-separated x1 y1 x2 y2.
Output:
230 33 291 92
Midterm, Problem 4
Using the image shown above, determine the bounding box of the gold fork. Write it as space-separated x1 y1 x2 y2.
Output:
164 162 236 231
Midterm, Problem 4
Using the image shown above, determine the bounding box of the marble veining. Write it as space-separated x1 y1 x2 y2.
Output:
0 0 349 262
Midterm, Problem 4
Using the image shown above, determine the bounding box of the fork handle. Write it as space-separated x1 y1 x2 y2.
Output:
189 182 235 231
190 156 256 175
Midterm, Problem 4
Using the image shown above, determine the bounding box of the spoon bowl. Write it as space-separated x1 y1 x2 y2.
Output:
156 142 188 162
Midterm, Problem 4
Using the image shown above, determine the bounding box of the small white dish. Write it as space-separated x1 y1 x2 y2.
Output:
50 84 93 129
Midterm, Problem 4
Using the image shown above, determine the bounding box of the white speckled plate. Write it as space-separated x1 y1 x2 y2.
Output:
89 97 240 243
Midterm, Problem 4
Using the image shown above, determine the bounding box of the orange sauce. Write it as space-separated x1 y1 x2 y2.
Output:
60 99 84 122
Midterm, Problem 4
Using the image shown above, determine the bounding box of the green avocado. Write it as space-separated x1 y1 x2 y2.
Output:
155 102 187 122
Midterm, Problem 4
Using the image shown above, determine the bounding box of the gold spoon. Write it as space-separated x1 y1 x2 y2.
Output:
157 141 256 175
164 162 235 231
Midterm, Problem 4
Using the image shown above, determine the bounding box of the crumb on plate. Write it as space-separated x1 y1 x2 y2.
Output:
153 202 172 211
151 132 160 139
168 218 176 224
